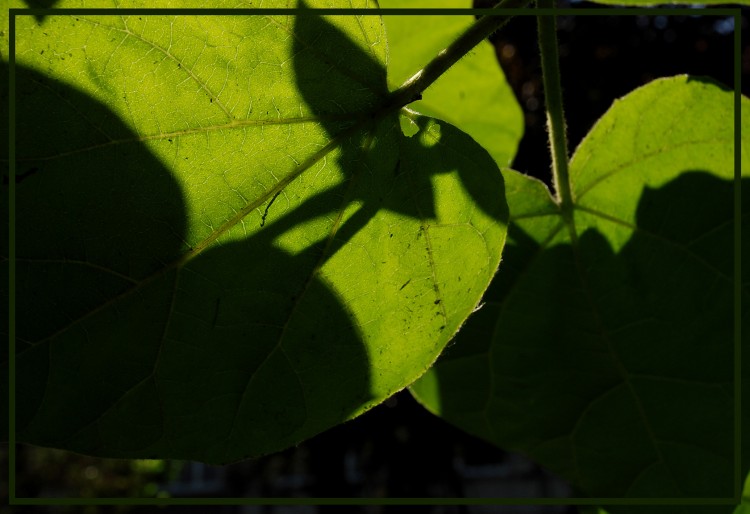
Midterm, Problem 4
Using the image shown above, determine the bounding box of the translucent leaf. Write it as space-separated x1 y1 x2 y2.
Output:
380 0 524 168
411 76 746 498
2 2 512 463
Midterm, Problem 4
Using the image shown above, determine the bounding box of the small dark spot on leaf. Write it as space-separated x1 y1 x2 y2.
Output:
389 233 393 238
261 190 282 227
168 139 172 143
40 50 44 54
210 98 213 103
439 325 446 331
434 299 441 305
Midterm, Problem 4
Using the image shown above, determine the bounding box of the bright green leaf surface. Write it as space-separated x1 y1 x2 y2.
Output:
735 475 750 514
411 76 745 497
379 0 524 168
734 475 750 514
2 3 509 463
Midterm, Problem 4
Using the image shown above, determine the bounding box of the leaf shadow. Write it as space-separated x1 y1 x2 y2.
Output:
431 170 743 499
21 0 62 23
4 5 508 466
286 1 506 264
2 58 373 464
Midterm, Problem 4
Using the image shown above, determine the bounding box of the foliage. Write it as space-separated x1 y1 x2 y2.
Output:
3 1 508 463
2 0 746 508
411 75 744 500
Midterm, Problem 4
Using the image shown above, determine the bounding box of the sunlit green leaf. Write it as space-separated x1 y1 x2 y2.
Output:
734 474 750 514
2 2 509 463
411 76 745 498
380 0 524 168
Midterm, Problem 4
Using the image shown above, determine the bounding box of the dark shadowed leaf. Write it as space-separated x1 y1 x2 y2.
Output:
2 2 510 463
411 76 746 499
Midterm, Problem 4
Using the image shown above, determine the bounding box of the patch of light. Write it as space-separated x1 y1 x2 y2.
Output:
714 16 735 35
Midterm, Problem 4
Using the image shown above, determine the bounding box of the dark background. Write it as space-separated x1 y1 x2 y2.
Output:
3 4 746 513
484 3 744 186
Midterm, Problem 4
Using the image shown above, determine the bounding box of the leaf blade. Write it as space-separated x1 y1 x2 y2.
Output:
411 76 744 498
4 3 510 462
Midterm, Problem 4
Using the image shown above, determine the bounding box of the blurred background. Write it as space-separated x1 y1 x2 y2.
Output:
3 3 745 512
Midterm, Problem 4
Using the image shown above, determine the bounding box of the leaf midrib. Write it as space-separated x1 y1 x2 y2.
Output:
573 204 738 289
13 115 361 162
18 6 410 348
572 136 733 201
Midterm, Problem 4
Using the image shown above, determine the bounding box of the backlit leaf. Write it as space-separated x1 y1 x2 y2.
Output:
411 76 745 498
380 0 524 168
2 2 509 463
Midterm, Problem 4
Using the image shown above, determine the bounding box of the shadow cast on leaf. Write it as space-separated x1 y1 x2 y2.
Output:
3 5 509 466
2 60 372 464
429 170 743 502
21 0 61 24
290 1 506 257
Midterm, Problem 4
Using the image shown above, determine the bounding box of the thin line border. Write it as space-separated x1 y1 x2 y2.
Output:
7 4 743 508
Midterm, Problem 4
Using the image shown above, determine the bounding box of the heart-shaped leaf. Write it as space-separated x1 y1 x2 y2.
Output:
3 2 511 463
411 76 745 498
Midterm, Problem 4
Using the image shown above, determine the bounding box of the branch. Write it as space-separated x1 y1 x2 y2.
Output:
387 0 531 110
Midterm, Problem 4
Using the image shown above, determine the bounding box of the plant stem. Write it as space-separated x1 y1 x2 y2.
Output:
536 0 573 215
387 0 531 110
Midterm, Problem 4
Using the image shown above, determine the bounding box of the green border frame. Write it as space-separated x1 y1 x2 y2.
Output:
6 4 743 508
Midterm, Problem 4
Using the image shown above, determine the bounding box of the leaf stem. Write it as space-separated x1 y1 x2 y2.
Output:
536 0 573 216
387 0 531 110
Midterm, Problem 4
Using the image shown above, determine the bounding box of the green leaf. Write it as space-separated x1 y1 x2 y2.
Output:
593 471 750 514
3 3 509 463
379 0 524 168
735 474 750 514
411 76 744 497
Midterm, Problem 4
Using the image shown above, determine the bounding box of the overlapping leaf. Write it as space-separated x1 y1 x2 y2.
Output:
379 0 524 168
411 76 746 498
2 2 511 462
